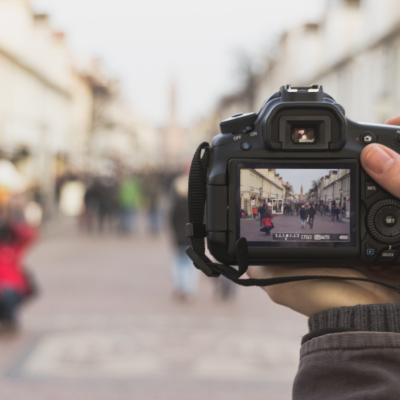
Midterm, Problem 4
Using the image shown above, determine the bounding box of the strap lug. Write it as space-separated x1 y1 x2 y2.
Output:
185 247 220 277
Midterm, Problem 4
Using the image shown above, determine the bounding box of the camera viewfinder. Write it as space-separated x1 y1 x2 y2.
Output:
292 127 317 144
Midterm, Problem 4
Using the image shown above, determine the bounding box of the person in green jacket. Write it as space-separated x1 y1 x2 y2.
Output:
118 176 142 233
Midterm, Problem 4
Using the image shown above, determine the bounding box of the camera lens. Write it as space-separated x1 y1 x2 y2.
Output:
292 126 317 144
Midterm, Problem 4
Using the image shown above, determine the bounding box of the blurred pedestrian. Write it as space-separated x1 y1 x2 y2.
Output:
143 172 161 235
97 177 118 233
169 172 198 301
0 222 37 334
118 175 142 234
252 206 258 220
81 180 99 232
0 189 38 335
214 275 236 301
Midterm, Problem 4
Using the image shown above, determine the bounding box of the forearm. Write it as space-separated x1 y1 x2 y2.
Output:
293 304 400 400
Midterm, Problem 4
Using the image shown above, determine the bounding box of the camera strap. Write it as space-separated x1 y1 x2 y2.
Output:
185 142 400 294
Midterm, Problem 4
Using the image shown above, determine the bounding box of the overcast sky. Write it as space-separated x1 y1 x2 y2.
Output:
274 169 337 195
31 0 327 127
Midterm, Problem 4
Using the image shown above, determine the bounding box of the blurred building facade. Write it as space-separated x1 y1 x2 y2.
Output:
88 72 159 175
255 0 400 124
161 81 188 171
0 0 158 216
194 0 400 143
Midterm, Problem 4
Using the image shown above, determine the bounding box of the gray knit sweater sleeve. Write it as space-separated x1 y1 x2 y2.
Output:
308 303 400 333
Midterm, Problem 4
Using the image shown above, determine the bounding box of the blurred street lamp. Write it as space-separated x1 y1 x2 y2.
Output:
259 187 262 206
339 187 343 222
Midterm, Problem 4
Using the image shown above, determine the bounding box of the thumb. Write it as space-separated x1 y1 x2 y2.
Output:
385 116 400 126
360 144 400 198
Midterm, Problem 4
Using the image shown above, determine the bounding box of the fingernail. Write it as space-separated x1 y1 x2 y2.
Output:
365 146 394 175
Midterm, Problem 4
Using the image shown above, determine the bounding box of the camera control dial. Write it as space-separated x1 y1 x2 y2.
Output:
220 112 258 134
367 199 400 244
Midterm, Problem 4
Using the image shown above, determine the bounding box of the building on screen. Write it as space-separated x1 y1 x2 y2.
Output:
239 169 299 215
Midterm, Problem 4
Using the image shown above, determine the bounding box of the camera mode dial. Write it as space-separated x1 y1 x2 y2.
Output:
367 199 400 244
220 112 257 134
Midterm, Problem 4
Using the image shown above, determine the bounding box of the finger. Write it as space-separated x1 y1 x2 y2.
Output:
360 144 400 198
385 116 400 126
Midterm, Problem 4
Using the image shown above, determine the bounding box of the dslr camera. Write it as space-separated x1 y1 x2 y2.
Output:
205 85 400 268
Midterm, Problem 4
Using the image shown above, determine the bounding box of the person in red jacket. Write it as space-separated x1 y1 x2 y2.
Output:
252 206 258 219
259 205 274 236
0 222 37 333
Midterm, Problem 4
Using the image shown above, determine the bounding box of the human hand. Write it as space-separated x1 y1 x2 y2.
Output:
247 116 400 317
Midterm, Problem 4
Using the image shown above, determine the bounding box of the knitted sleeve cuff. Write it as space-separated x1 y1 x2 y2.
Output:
308 303 400 333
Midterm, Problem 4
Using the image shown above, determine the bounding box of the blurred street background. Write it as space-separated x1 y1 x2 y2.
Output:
0 0 399 399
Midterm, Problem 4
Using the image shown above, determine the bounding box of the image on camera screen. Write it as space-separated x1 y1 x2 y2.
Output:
239 167 351 244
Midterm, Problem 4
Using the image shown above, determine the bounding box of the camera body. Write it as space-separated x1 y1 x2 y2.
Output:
207 85 400 267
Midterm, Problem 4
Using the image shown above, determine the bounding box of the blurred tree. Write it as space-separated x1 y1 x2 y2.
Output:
232 52 259 111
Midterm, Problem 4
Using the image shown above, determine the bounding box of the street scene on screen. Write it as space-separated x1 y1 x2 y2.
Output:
239 168 351 243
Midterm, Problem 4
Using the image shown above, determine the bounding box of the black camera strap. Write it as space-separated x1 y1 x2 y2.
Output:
185 142 400 294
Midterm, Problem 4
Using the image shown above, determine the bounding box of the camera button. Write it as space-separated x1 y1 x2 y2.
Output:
366 183 379 198
380 248 398 260
361 132 376 144
374 205 400 237
367 199 400 244
365 244 376 259
240 142 252 151
383 214 397 227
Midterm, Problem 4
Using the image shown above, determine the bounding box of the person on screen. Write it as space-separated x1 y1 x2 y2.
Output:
336 206 341 221
300 205 307 229
260 205 274 236
258 204 265 226
252 206 258 220
283 203 289 216
308 204 316 228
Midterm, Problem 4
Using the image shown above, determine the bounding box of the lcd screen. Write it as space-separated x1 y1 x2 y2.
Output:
237 164 355 248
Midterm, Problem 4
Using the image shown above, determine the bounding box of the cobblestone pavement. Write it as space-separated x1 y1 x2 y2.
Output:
0 216 307 400
241 213 350 242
